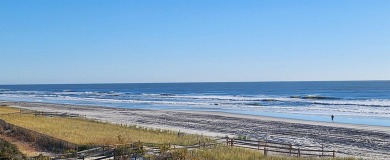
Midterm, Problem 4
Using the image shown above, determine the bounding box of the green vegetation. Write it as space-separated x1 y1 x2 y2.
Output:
147 146 356 160
0 138 26 159
0 106 357 160
0 106 20 114
0 106 209 146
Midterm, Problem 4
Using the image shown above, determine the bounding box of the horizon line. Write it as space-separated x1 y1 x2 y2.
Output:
1 79 389 86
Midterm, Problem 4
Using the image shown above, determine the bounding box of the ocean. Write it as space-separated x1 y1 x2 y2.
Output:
1 81 390 126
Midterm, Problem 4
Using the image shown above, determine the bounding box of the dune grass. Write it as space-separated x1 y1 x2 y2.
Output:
161 145 356 160
182 146 356 160
0 106 209 146
0 138 26 159
0 106 20 114
189 146 263 160
0 106 357 160
0 134 40 157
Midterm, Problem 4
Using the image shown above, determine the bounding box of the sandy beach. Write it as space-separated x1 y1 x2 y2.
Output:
2 101 390 159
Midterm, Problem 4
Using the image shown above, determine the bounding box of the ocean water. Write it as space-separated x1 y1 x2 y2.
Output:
1 81 390 126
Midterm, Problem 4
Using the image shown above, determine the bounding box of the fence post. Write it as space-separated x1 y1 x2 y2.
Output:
113 147 116 159
257 140 260 150
333 150 335 158
226 137 229 146
321 145 324 156
289 144 292 156
263 146 267 156
231 139 234 147
298 148 300 157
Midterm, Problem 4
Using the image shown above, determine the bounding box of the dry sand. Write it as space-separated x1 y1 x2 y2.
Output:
2 101 390 159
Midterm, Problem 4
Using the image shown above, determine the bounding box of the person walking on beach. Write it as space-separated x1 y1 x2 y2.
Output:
331 115 334 122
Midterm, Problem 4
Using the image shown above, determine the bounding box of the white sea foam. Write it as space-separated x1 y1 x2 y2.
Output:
2 91 390 119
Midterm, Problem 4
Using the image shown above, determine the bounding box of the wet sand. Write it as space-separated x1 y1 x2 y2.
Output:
2 101 390 159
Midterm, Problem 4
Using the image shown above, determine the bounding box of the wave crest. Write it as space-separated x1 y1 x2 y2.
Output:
290 95 340 100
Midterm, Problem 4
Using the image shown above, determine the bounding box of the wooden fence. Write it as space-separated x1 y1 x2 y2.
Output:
225 137 335 158
19 109 85 118
0 107 337 159
50 138 334 159
0 108 85 118
0 119 80 152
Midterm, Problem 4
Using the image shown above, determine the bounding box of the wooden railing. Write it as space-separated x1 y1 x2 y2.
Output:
1 107 337 159
226 138 335 158
0 119 80 152
18 109 85 118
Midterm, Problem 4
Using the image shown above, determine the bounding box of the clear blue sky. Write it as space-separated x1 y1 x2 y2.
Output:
1 0 389 84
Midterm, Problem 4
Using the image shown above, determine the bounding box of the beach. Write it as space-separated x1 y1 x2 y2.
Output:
2 0 390 159
1 101 390 159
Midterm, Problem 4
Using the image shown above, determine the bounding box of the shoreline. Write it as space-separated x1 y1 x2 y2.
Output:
1 101 390 159
180 110 390 133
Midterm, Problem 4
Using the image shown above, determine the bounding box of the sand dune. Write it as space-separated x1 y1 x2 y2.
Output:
2 101 390 159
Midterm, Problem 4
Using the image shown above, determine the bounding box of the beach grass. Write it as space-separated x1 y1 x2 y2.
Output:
0 138 26 159
0 106 358 160
0 134 40 157
0 106 20 114
0 106 210 146
167 146 356 160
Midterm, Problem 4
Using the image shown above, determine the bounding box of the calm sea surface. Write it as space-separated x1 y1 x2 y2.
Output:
1 81 390 126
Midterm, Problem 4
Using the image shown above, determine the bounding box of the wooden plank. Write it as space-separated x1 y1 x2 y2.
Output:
300 153 333 157
299 148 335 152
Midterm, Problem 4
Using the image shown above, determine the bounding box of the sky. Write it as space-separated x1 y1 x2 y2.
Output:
0 0 389 84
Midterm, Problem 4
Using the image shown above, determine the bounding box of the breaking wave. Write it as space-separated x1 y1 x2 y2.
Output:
290 95 341 100
1 88 390 120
